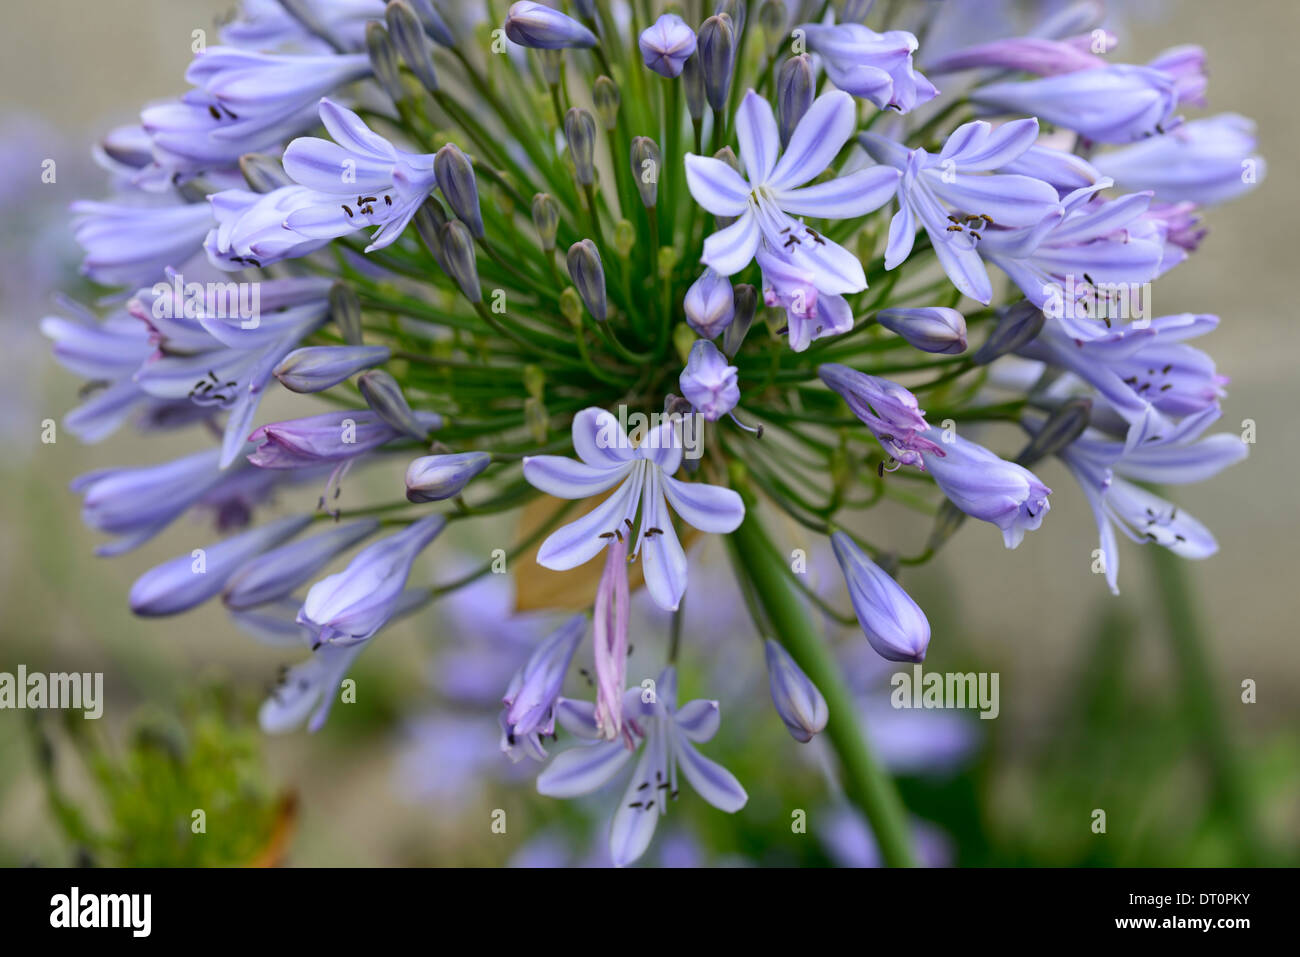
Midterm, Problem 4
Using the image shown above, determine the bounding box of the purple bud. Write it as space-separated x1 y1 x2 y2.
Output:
875 308 968 355
223 519 380 610
564 107 598 185
299 513 446 645
274 345 391 393
504 1 597 49
724 284 757 356
764 639 829 742
566 239 606 321
366 21 407 105
407 0 456 46
831 531 930 663
405 451 492 502
684 268 735 339
248 409 442 468
630 136 662 207
698 14 736 113
531 192 559 250
819 364 943 469
973 300 1044 365
439 220 481 302
387 0 439 93
639 13 698 78
777 55 813 148
358 369 431 441
680 340 740 421
434 143 483 237
130 516 311 617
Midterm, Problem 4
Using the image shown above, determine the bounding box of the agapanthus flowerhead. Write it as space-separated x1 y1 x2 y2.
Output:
537 666 747 867
920 431 1051 549
764 639 829 742
830 532 930 663
500 614 586 761
798 22 937 113
639 13 697 78
522 408 744 611
298 512 446 645
686 89 898 280
819 363 944 469
679 340 740 422
504 2 598 50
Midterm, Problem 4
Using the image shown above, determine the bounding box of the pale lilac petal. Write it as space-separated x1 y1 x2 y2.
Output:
685 154 751 216
735 90 780 183
701 210 761 276
769 90 857 191
572 406 637 468
535 470 643 570
536 741 634 797
673 733 748 812
674 699 721 743
523 455 630 498
661 475 745 533
775 166 900 218
638 469 688 611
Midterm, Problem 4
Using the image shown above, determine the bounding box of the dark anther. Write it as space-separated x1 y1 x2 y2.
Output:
342 204 353 218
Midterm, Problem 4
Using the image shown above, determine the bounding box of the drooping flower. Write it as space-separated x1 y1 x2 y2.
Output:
920 431 1052 548
536 666 747 867
71 198 214 287
522 408 745 611
500 614 586 761
222 518 380 610
686 89 899 279
248 408 442 469
798 22 937 113
297 513 446 645
859 119 1062 304
819 363 944 469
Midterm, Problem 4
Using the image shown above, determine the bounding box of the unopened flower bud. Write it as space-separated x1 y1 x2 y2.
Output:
565 108 598 185
439 220 481 302
593 76 620 130
831 531 931 663
387 0 439 93
757 0 788 51
408 0 455 46
876 307 968 355
359 369 431 440
639 13 697 78
505 1 598 49
684 269 735 339
974 300 1045 364
329 281 363 345
680 340 739 421
764 639 828 742
777 54 814 148
434 143 483 237
559 286 583 326
630 136 661 207
682 53 706 122
366 22 407 105
274 345 391 393
1016 399 1093 467
566 239 606 320
531 192 559 250
405 451 492 502
724 284 757 356
538 48 562 87
523 364 545 399
698 15 736 113
414 196 450 265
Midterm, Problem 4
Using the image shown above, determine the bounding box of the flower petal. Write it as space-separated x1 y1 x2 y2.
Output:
774 165 900 218
768 90 856 191
685 154 751 217
701 210 761 276
535 469 644 570
661 474 745 533
638 469 689 611
523 455 630 498
735 90 780 184
674 699 721 742
673 731 748 811
536 740 634 797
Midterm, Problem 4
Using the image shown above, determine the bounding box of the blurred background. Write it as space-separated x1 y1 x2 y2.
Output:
0 0 1296 866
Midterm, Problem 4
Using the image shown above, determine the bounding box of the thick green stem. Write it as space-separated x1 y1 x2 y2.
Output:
728 507 917 867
